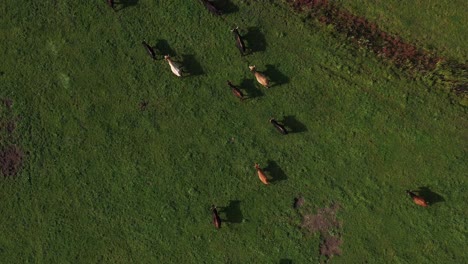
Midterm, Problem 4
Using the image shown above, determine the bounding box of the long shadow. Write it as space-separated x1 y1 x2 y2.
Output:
244 27 267 53
115 0 139 11
220 200 243 223
264 160 287 183
280 259 293 264
156 39 177 57
217 0 239 14
181 55 204 76
417 187 445 205
265 64 289 87
241 78 264 99
282 115 307 133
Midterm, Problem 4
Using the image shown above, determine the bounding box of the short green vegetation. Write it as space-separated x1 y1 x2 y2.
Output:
1 0 466 263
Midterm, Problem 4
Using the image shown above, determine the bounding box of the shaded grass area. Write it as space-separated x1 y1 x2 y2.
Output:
0 0 467 263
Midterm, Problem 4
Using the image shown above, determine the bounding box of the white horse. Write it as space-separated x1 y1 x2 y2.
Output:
164 55 182 77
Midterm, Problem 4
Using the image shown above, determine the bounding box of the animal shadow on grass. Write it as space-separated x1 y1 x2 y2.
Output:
265 64 289 87
115 0 139 11
279 259 293 264
217 0 239 14
417 187 445 205
181 55 204 76
264 160 287 183
220 200 243 223
244 27 267 53
241 78 264 99
281 115 307 133
156 39 177 57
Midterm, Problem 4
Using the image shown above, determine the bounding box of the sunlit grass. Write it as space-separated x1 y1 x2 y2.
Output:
0 0 466 263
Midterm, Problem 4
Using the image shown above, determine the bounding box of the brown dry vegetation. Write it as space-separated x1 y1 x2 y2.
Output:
0 145 23 177
286 0 467 96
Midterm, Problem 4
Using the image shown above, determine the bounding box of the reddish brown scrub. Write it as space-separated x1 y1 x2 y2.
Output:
286 0 467 98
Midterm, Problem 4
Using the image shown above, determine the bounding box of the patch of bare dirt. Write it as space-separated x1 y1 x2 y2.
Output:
320 234 343 258
301 203 343 261
3 98 13 109
139 100 149 111
0 98 24 177
293 195 305 208
0 145 23 177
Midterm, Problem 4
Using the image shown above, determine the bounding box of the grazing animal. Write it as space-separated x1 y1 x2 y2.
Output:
254 163 269 185
227 81 244 100
211 205 222 229
270 118 288 135
249 66 270 88
200 0 222 15
107 0 115 9
406 190 428 207
142 41 157 60
231 27 246 55
164 55 183 77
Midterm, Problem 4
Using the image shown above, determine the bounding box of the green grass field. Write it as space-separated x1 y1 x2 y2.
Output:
1 0 467 263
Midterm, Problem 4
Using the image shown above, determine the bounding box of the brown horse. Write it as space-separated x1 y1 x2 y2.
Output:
406 190 428 207
142 41 157 60
254 163 269 185
211 205 222 229
231 27 246 55
227 81 244 100
200 0 222 15
270 118 288 135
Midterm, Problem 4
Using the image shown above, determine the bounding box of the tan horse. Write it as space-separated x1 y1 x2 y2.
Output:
249 66 269 88
254 163 269 185
406 190 428 207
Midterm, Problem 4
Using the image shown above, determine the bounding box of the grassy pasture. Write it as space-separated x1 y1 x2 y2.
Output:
1 0 467 263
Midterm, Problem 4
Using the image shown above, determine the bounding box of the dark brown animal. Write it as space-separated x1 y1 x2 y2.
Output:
231 27 246 55
200 0 222 15
211 205 222 229
142 41 157 60
270 118 288 135
406 190 428 207
227 81 244 100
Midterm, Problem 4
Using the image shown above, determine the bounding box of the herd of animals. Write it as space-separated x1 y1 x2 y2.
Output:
105 0 431 230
